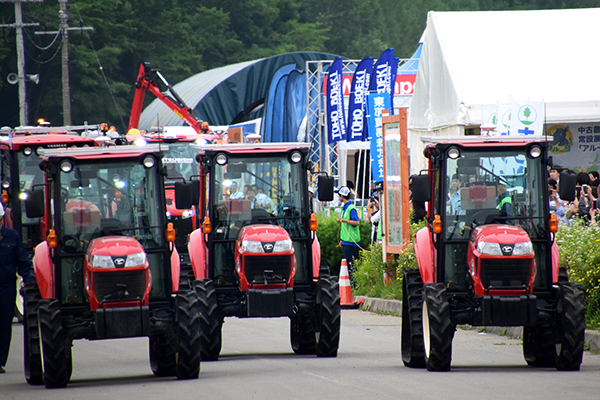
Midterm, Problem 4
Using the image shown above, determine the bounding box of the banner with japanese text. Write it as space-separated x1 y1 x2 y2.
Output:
548 122 600 172
326 57 346 143
346 57 373 142
366 92 390 182
364 48 395 140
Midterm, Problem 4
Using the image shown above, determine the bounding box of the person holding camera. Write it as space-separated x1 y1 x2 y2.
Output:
568 172 596 222
367 192 381 244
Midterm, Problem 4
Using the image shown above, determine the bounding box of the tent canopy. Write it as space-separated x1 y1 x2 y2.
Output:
409 8 600 132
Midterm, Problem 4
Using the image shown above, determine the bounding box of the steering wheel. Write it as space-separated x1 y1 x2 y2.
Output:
468 209 500 227
60 235 82 253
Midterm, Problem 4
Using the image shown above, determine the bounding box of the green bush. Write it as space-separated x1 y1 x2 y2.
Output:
316 213 372 277
555 219 600 329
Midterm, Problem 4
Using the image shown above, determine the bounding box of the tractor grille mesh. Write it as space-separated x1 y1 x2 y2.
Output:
244 255 291 284
480 258 531 289
93 269 146 303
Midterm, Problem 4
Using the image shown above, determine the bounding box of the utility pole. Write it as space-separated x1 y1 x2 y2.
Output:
0 0 42 127
36 0 93 125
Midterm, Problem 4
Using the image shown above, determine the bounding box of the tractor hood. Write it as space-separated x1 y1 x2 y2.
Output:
87 236 145 257
237 224 291 243
471 224 531 245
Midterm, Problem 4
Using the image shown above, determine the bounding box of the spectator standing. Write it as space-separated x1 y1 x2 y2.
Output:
308 187 322 213
367 192 380 244
0 204 35 373
336 186 360 287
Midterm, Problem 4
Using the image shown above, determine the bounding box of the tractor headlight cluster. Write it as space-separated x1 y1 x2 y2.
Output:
182 209 195 219
476 241 502 255
241 239 293 253
90 252 146 268
513 241 533 255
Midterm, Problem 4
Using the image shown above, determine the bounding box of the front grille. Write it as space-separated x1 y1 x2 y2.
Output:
94 269 146 303
479 258 531 289
244 255 291 284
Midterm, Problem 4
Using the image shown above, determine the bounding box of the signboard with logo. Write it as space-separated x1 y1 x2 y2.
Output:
547 123 600 172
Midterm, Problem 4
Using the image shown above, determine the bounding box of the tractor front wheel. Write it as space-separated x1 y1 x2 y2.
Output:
315 275 341 357
23 283 43 385
175 290 202 379
523 324 556 367
555 282 585 371
422 284 454 371
401 270 426 368
290 314 316 355
38 299 71 388
194 279 222 361
149 334 176 376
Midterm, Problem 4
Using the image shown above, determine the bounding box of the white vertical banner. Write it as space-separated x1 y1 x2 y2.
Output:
509 99 544 136
496 102 511 136
481 105 499 135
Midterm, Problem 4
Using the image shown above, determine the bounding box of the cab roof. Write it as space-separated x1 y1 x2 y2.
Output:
37 144 167 161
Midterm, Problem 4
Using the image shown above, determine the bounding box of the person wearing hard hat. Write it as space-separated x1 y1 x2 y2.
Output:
0 203 34 373
336 186 360 287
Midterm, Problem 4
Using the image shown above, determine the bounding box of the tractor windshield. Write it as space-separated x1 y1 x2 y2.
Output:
162 141 198 183
444 148 546 240
16 152 46 246
210 155 308 240
56 160 164 252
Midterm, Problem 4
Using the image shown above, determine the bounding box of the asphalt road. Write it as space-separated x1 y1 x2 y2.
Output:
2 310 600 399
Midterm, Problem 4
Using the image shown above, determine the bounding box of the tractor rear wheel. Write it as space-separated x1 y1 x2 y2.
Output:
175 290 202 379
23 283 43 385
38 299 71 388
523 324 556 367
194 279 222 361
149 334 176 376
315 275 341 357
555 282 585 371
422 284 454 371
401 270 426 368
290 314 316 355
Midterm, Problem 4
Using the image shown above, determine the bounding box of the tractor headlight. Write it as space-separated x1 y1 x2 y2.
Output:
90 255 114 268
513 241 533 255
182 209 195 219
476 241 502 255
125 252 146 267
273 239 292 252
241 240 263 253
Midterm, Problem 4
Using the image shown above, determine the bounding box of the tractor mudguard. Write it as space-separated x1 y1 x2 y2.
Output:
414 227 435 284
551 241 560 284
312 233 321 280
170 246 181 292
32 242 53 300
188 229 207 280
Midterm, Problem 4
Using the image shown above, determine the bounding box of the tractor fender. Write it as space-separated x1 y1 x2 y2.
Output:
312 233 321 280
551 241 560 284
188 229 207 280
170 246 180 292
32 241 54 300
414 227 435 284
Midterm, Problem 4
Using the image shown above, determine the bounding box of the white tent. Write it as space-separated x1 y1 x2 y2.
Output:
408 8 600 174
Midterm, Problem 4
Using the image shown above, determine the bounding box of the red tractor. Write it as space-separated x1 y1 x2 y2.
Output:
403 136 585 371
21 144 201 388
175 142 340 360
0 124 108 321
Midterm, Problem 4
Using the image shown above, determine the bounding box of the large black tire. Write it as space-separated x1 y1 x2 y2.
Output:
401 270 426 368
555 282 585 371
149 334 176 376
422 283 454 371
523 325 556 367
315 275 341 357
194 279 222 361
175 290 202 379
22 283 43 385
290 314 316 355
38 299 71 388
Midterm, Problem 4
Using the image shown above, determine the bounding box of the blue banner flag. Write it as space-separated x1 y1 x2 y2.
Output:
363 48 395 140
326 57 346 143
347 57 373 142
366 92 390 183
389 57 399 115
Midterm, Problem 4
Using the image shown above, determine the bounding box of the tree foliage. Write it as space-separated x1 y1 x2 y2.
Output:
1 0 598 128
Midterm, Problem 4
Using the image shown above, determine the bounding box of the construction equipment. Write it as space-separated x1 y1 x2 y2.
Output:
403 135 585 371
175 142 340 360
21 144 201 388
128 63 209 134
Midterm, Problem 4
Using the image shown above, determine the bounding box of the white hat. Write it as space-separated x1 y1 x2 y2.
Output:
335 186 351 197
308 187 315 194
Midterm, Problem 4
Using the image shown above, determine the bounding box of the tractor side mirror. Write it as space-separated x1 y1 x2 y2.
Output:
558 172 577 202
174 181 193 210
24 189 45 218
317 175 334 202
411 174 431 202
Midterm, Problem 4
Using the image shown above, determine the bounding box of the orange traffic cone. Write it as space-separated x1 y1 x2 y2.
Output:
339 259 359 309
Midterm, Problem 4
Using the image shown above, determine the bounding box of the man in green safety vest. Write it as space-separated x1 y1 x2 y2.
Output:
336 186 361 287
496 182 512 216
